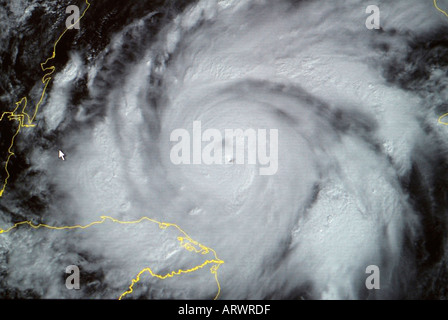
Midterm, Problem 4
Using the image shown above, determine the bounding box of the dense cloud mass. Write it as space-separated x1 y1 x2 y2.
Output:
0 0 448 299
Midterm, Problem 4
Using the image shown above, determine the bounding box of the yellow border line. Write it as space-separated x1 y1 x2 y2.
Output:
434 1 448 125
438 113 448 125
0 1 91 197
434 0 448 18
0 1 225 300
0 215 224 300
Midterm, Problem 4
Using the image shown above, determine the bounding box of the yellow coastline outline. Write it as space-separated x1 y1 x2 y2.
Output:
434 0 448 18
0 215 224 300
0 1 91 197
0 1 224 300
435 0 448 125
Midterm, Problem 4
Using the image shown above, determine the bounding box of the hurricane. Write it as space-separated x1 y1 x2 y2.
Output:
0 0 447 300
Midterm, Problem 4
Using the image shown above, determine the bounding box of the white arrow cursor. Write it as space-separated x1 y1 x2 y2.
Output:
58 150 65 161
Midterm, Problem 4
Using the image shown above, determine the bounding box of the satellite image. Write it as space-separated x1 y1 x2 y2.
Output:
0 0 448 303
